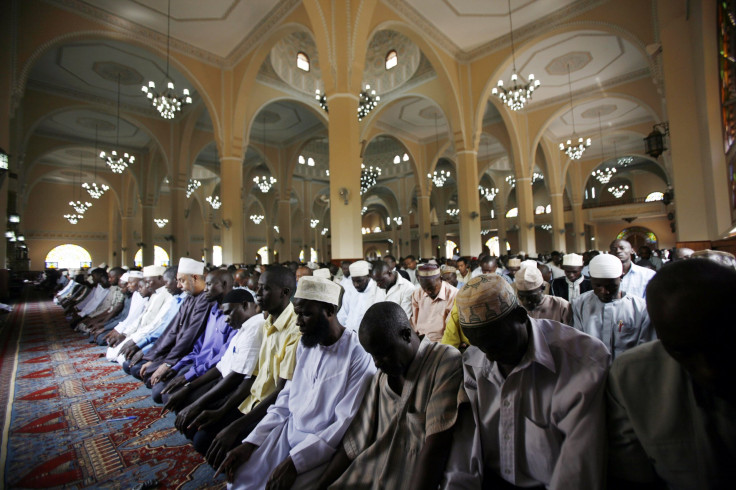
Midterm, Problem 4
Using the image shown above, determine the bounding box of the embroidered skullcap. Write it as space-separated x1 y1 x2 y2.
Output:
507 258 522 268
120 273 129 283
515 264 544 291
127 271 144 279
442 266 457 274
562 253 584 267
589 253 623 279
294 276 343 307
456 275 519 328
349 260 371 277
313 268 331 279
417 264 441 277
178 257 205 275
143 265 166 277
223 288 254 304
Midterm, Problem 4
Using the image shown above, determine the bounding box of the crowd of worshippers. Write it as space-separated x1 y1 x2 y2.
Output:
48 239 736 489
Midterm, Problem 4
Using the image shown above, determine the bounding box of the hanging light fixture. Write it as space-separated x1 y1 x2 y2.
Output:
428 169 450 187
250 214 264 224
479 185 499 201
100 75 136 173
206 195 221 209
154 218 169 228
608 184 630 198
315 89 328 113
506 175 516 187
66 151 91 223
360 163 381 194
310 219 319 228
141 0 192 119
592 167 617 184
492 0 540 111
447 208 460 217
186 179 201 197
358 84 380 121
559 64 591 160
83 125 110 198
612 140 633 166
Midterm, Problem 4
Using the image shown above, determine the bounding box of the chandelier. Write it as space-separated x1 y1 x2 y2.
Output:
64 214 83 224
592 167 617 184
315 89 328 113
506 175 516 187
428 169 450 188
393 217 403 225
321 227 329 236
532 172 544 184
479 185 499 201
83 126 109 198
360 164 381 194
206 195 221 209
358 84 380 121
491 0 540 111
618 156 633 166
541 224 553 232
141 0 192 119
154 218 169 228
100 75 135 173
447 208 460 217
253 175 277 193
69 200 92 214
608 184 629 198
186 179 201 198
250 214 264 224
274 225 280 234
559 64 591 160
310 219 319 228
361 206 368 216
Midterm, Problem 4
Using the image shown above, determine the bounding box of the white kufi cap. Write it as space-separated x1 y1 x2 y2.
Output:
294 276 344 307
128 271 144 279
562 253 584 267
178 257 205 275
349 260 371 277
143 265 166 277
515 264 544 291
313 268 331 279
120 273 129 283
589 254 623 279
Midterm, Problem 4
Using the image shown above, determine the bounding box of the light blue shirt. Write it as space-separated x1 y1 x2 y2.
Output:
571 290 655 359
620 262 656 298
136 292 187 349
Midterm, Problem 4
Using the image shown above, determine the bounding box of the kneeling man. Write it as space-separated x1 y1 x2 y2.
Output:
218 276 375 489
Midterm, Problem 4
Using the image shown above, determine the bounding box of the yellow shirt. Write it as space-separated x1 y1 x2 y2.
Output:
238 302 300 414
440 300 470 349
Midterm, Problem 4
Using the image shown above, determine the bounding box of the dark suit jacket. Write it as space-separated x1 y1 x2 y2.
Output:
550 276 592 301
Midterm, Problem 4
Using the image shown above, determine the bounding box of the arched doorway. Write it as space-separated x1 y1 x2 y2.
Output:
616 227 658 250
134 246 170 267
45 244 92 269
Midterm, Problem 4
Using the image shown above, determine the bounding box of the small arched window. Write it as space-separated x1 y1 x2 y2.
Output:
297 52 310 72
645 191 664 202
385 50 398 70
535 205 545 215
506 208 518 218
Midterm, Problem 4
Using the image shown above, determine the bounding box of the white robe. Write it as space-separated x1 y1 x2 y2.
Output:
337 279 380 332
106 287 172 362
230 329 375 490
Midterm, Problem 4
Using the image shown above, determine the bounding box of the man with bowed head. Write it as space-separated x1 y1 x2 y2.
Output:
550 253 592 301
411 263 458 341
515 260 572 325
444 274 610 489
572 253 655 359
217 276 375 489
337 260 380 333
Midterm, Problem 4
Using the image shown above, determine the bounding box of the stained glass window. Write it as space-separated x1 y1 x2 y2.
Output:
45 244 92 269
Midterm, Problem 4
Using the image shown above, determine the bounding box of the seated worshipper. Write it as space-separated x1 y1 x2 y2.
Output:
551 253 592 301
313 268 332 280
105 266 170 361
68 268 113 327
88 272 141 344
317 301 463 489
233 268 249 289
444 274 611 489
337 260 381 332
607 259 736 488
128 258 214 386
455 257 472 288
516 260 573 325
610 239 656 298
411 263 458 341
440 300 470 351
371 260 414 321
188 265 300 467
76 267 126 333
164 289 263 418
572 254 655 359
117 267 186 365
217 277 375 488
504 257 521 283
148 269 235 403
59 274 92 309
54 271 77 304
403 255 419 285
441 265 459 288
385 254 411 282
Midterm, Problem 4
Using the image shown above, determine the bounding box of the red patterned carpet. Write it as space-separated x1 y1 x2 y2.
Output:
0 293 225 489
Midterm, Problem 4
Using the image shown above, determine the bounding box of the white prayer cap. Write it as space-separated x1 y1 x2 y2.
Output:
515 264 544 291
178 257 205 275
562 253 584 267
519 259 539 270
306 261 319 270
294 276 343 307
349 260 371 277
120 273 129 283
143 265 166 277
128 271 144 279
313 268 331 279
507 258 522 268
589 253 623 279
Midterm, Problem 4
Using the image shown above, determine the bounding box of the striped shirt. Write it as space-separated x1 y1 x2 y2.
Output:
330 338 463 489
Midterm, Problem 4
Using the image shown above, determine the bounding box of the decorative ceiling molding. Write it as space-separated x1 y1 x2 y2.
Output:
26 230 108 241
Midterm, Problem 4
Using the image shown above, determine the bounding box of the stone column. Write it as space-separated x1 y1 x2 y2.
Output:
516 177 536 256
277 198 292 260
170 184 188 259
108 201 120 266
203 219 213 264
417 194 432 257
327 94 362 260
572 201 586 252
456 150 482 256
220 156 244 263
550 192 566 251
141 204 154 266
121 215 135 267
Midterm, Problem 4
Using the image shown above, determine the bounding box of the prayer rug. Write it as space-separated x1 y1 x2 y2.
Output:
0 294 225 489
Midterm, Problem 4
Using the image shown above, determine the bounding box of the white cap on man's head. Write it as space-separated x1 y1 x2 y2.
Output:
143 265 166 277
313 268 331 279
589 254 623 279
349 260 371 277
120 272 129 283
294 276 343 307
178 257 205 275
562 253 584 267
128 271 144 279
515 266 544 291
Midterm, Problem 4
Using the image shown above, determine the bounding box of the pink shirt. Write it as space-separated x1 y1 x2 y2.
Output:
411 281 458 341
